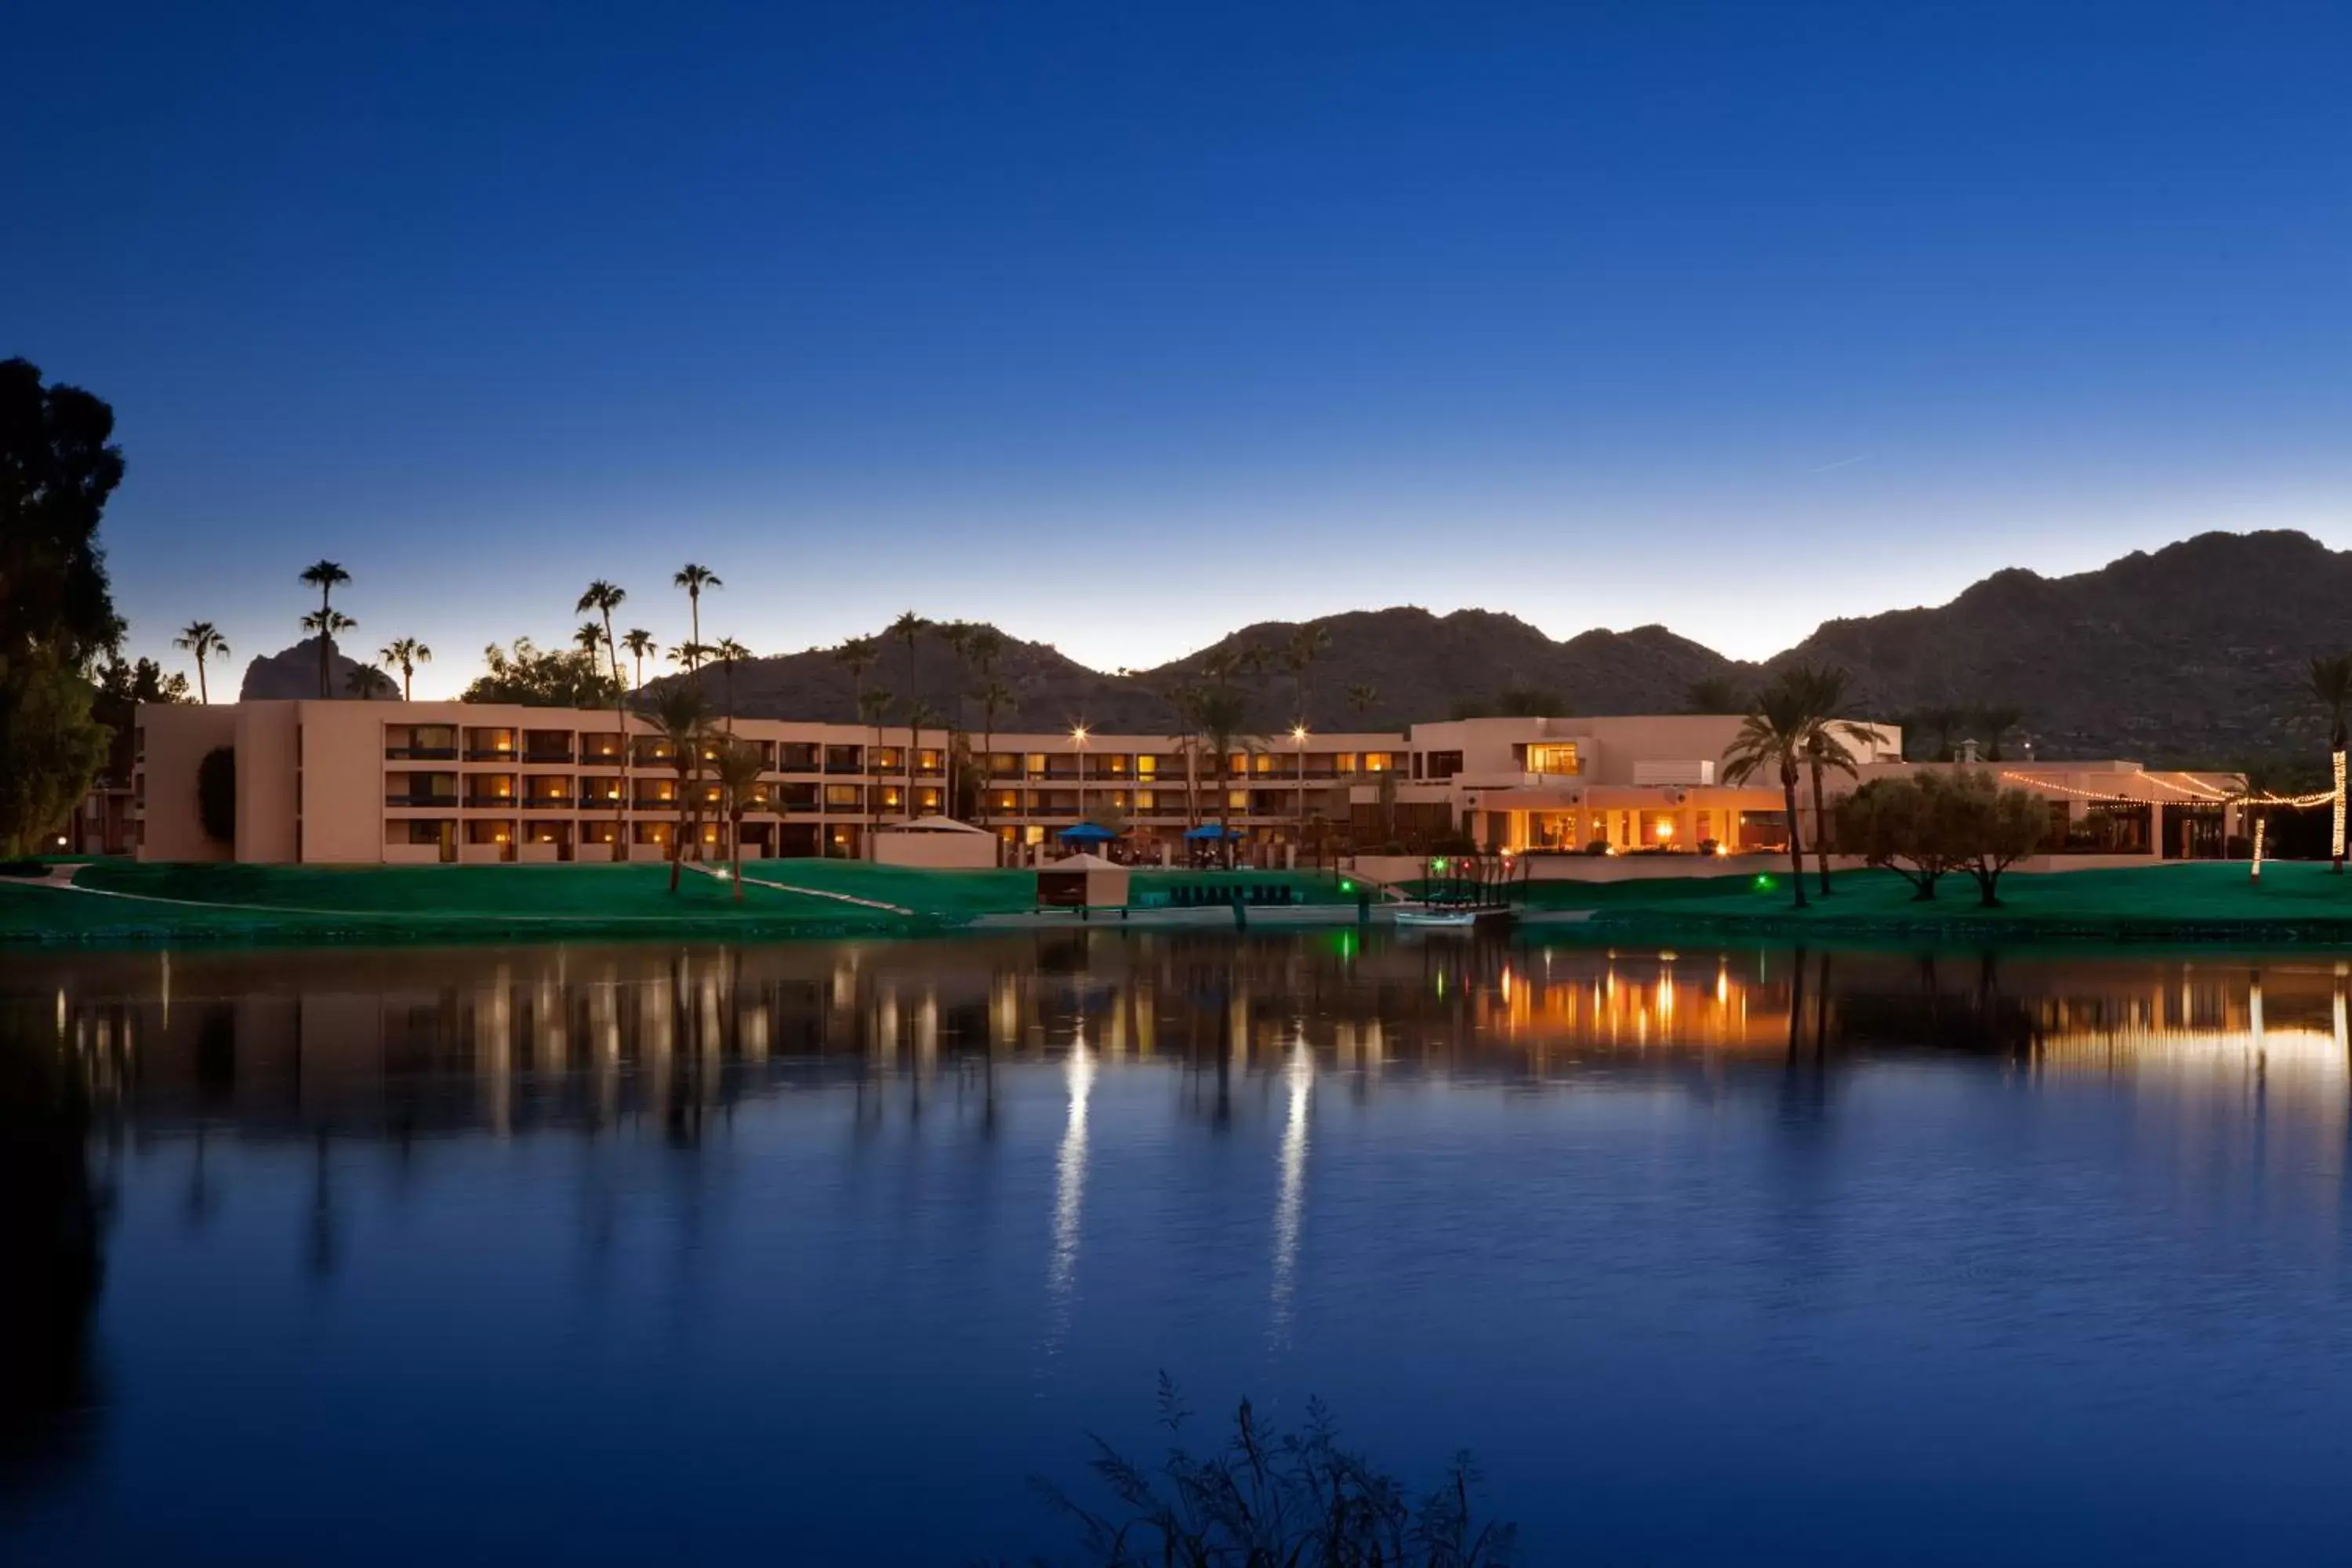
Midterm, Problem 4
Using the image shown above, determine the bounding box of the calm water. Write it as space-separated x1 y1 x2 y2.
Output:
6 931 2352 1564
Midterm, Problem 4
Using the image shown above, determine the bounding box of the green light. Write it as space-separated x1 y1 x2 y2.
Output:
1340 879 1355 892
1432 857 1449 872
1753 873 1776 891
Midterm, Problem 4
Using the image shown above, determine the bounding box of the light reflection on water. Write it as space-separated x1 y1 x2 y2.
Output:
6 932 2352 1564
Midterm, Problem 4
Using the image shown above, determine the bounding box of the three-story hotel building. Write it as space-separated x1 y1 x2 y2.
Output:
129 699 2235 866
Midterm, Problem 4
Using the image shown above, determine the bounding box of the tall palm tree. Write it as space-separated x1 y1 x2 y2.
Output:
1722 674 1817 909
887 610 929 719
1345 683 1377 726
650 685 711 893
711 637 751 731
300 608 357 696
710 740 767 899
172 621 229 703
1972 703 2026 763
621 628 657 691
1783 663 1874 896
902 696 939 820
379 637 431 700
575 580 627 688
573 620 606 663
673 564 721 659
1285 623 1332 725
940 622 977 813
667 641 713 695
1192 685 1253 869
2310 653 2352 872
298 560 351 697
975 677 1014 826
858 687 893 829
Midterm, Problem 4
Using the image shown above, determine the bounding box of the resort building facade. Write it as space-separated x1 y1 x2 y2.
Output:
129 699 2241 867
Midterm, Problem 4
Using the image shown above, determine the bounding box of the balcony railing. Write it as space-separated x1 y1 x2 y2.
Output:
522 797 575 811
463 748 517 761
462 797 519 810
521 749 574 764
385 793 459 808
385 746 457 760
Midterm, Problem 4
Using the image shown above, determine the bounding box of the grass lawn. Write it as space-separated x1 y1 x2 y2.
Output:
1517 860 2352 936
0 859 1361 946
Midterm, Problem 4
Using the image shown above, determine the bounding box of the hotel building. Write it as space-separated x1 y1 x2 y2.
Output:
129 699 2239 866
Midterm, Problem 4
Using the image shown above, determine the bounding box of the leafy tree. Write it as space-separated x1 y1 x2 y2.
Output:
379 637 430 701
0 359 125 853
0 662 109 855
1685 674 1749 714
2309 654 2352 872
459 638 619 707
91 655 187 782
1835 774 1962 900
709 740 767 899
196 746 236 844
673 564 721 659
1944 769 2049 906
1722 675 1817 908
298 561 350 698
173 622 229 704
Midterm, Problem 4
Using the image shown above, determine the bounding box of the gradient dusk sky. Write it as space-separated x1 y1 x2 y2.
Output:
10 2 2352 696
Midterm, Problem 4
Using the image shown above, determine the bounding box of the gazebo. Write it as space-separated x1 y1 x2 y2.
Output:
1036 851 1131 916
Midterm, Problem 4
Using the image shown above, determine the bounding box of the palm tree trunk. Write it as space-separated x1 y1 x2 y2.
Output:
731 813 744 901
1809 753 1832 895
194 658 209 705
1782 764 1809 909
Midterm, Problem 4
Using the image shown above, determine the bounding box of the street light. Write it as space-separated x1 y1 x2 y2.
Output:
1292 723 1309 865
1071 724 1089 840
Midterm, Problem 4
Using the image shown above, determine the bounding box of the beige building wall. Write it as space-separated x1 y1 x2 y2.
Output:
233 703 301 863
135 703 239 862
299 702 390 864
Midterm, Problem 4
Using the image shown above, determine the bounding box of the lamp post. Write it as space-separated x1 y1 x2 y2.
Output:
1071 724 1089 844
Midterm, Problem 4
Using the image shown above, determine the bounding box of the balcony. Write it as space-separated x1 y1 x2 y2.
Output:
521 747 575 764
386 746 458 761
521 797 575 811
463 795 519 811
464 749 518 762
385 792 459 808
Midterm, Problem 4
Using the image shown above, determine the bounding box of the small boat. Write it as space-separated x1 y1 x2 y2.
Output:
1395 903 1515 931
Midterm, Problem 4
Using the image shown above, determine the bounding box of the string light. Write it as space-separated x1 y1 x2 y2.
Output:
2334 752 2347 863
2001 770 2330 810
2252 815 2267 880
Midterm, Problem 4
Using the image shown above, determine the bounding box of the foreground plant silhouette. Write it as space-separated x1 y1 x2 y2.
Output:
1024 1377 1515 1566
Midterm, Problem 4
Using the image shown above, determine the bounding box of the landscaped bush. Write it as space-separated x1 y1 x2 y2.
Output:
1584 839 1610 855
0 858 45 877
196 746 235 844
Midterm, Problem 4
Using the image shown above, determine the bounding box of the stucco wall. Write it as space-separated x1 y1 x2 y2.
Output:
134 703 239 862
233 703 301 863
299 702 389 863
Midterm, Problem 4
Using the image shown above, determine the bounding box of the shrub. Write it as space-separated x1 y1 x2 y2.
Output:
1583 839 1610 856
1030 1378 1515 1566
196 746 236 844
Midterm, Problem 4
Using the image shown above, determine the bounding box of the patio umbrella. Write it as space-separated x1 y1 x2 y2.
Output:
1058 822 1117 843
1182 824 1243 840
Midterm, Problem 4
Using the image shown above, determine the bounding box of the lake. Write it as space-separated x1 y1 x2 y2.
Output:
5 931 2351 1564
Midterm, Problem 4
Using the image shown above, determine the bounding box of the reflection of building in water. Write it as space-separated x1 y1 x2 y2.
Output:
19 941 2352 1143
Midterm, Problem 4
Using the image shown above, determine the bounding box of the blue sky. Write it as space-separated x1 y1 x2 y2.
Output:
10 2 2352 695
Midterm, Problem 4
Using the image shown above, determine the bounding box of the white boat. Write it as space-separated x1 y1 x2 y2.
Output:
1395 904 1514 930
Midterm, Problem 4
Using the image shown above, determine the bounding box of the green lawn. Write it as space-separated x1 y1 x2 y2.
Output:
1518 860 2352 935
0 859 1362 946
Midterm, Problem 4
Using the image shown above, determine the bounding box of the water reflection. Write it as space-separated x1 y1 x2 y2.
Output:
11 931 2352 1529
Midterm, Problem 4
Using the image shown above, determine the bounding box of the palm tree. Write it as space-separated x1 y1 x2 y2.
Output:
673 564 722 659
667 641 713 695
858 687 894 829
975 677 1014 826
299 561 350 698
2311 653 2352 872
1972 703 2026 763
710 740 767 898
711 637 751 730
1722 674 1817 909
172 621 229 703
650 685 711 892
887 610 929 718
1192 685 1253 869
573 620 606 664
575 579 627 687
940 622 976 812
379 637 431 700
1345 683 1377 726
300 608 357 695
902 696 939 820
621 628 657 691
1784 663 1874 896
1284 623 1332 725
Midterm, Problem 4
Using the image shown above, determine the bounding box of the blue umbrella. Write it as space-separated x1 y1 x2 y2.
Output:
1058 822 1117 842
1182 824 1243 840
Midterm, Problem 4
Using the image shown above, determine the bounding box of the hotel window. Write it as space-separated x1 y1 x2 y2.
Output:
1135 755 1158 779
1361 752 1395 773
581 731 623 761
1425 751 1465 781
1333 753 1359 774
872 747 904 772
1525 742 1581 775
824 784 862 809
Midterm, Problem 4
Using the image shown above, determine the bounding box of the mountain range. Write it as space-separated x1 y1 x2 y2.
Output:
241 530 2352 761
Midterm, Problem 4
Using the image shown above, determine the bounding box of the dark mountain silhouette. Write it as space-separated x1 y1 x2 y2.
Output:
231 527 2330 761
238 636 385 701
1767 529 2352 759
